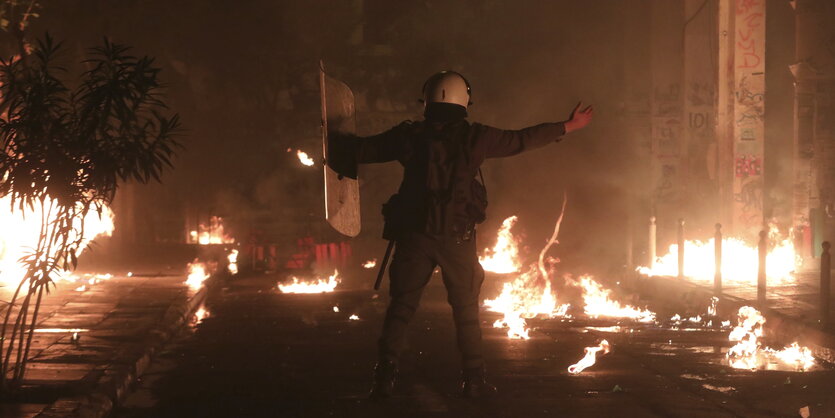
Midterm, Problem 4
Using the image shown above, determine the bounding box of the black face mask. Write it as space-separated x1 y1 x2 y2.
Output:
424 102 468 123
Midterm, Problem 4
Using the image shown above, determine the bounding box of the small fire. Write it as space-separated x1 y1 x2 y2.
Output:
574 276 655 322
349 314 360 321
483 267 569 339
296 150 315 167
186 260 210 291
362 259 377 269
189 216 234 245
479 216 522 274
0 195 114 286
727 306 815 371
568 340 611 374
638 237 797 286
194 305 210 324
333 306 340 313
278 270 339 294
227 249 239 275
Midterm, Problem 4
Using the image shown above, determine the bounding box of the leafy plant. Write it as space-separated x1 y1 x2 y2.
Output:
0 34 180 391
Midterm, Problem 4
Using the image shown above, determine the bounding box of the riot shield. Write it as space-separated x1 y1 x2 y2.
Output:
319 61 360 237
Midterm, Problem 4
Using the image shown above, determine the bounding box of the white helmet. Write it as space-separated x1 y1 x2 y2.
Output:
422 71 471 108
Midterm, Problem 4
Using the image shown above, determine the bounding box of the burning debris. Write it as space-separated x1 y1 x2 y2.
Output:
186 260 211 291
296 149 315 167
0 195 114 287
190 216 234 245
573 276 655 323
726 306 815 371
568 340 611 374
362 259 377 269
349 314 360 321
637 236 797 286
479 216 522 274
227 249 239 275
278 270 339 294
484 269 569 339
484 200 570 339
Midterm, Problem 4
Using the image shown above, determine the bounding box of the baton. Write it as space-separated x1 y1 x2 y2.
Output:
374 240 395 291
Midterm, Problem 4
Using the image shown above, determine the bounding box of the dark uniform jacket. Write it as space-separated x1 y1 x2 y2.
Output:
330 120 565 239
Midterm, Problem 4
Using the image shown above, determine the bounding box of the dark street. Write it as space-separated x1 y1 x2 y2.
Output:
116 273 834 418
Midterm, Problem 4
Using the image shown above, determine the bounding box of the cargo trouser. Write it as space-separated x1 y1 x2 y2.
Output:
378 231 486 369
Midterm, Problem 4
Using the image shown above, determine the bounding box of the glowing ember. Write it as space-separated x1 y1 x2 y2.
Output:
227 249 239 275
568 340 610 374
74 285 87 292
727 306 815 371
296 150 315 166
278 270 339 294
484 268 568 339
362 259 377 269
186 260 210 291
349 314 360 321
574 275 655 322
0 195 114 286
479 216 522 274
333 306 340 313
189 216 234 245
637 237 797 286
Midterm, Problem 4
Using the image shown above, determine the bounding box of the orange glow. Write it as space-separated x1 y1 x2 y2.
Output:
227 249 239 275
483 267 569 339
0 195 114 287
573 275 655 322
362 259 377 269
638 236 797 286
568 340 610 374
189 216 234 245
479 216 522 274
727 306 815 371
186 260 210 291
278 270 339 294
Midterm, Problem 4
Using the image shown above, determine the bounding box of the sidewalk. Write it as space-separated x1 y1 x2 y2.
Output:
0 268 210 418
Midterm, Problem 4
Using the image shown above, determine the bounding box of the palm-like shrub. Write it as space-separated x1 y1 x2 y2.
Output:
0 34 179 390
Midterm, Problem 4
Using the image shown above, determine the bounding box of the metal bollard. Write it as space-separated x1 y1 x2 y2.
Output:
714 223 722 295
677 218 685 279
757 230 767 305
649 216 657 268
822 241 831 328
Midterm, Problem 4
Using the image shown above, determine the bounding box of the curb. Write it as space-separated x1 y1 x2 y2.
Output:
632 275 835 364
36 277 215 418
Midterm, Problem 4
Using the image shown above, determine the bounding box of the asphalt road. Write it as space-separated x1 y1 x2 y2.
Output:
116 273 835 418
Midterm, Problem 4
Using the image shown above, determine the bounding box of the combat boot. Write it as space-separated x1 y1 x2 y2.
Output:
369 360 397 400
461 366 498 398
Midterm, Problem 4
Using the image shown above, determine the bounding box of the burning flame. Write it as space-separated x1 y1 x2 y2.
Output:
479 216 522 274
189 216 234 245
638 237 797 286
227 249 239 275
574 275 655 322
362 259 377 269
278 270 339 294
0 196 114 286
568 340 611 374
349 314 360 321
296 150 315 167
484 268 569 339
194 305 210 324
186 260 210 291
727 306 815 371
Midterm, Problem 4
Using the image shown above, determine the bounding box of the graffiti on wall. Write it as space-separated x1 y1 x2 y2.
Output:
732 0 765 235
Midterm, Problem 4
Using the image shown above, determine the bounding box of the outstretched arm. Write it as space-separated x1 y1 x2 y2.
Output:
327 122 409 174
483 102 594 158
